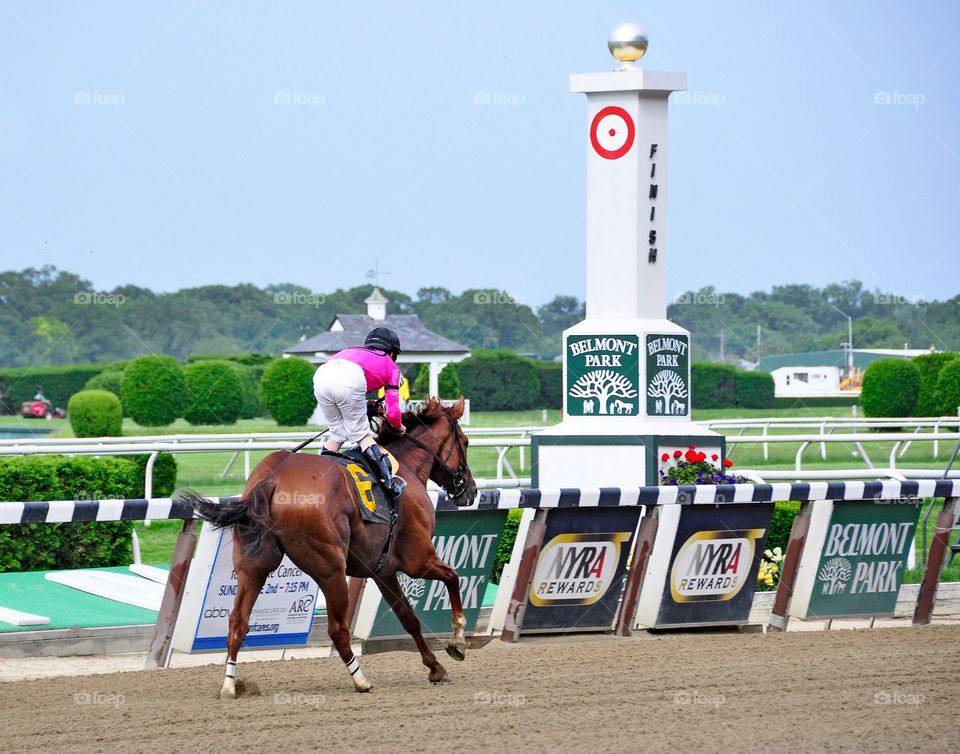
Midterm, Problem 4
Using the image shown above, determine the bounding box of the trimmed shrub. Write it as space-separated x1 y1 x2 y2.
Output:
734 370 775 409
691 363 737 409
0 456 139 572
0 364 105 409
261 357 317 426
536 362 563 409
131 453 178 497
492 508 523 583
861 359 921 418
455 350 540 411
67 390 122 438
935 359 960 417
121 355 187 426
84 369 123 402
412 363 462 399
229 363 263 419
766 500 802 555
182 361 244 425
913 352 959 416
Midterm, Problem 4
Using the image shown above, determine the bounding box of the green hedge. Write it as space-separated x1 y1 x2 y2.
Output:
84 369 124 406
861 359 921 418
456 350 540 411
229 363 263 419
0 456 140 571
536 362 563 410
131 453 177 497
913 352 959 416
492 508 523 583
935 360 960 417
183 361 244 425
0 364 105 410
733 370 775 409
122 355 187 426
766 500 802 554
67 390 122 437
691 363 738 409
413 363 462 399
262 357 317 426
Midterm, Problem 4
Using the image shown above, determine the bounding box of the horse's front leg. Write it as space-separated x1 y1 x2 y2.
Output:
414 557 466 662
374 573 450 683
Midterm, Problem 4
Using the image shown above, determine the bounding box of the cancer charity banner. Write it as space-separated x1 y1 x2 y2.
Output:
521 507 642 633
656 504 772 627
191 526 321 651
367 510 507 638
804 500 920 619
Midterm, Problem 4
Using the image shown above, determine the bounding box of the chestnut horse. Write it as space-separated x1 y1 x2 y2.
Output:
187 396 477 697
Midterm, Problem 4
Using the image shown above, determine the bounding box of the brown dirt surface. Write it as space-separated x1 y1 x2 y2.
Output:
2 625 957 753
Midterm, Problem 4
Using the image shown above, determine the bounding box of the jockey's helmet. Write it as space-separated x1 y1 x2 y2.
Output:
364 327 401 357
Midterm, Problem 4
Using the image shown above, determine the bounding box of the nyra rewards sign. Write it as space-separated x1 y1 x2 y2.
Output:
522 507 642 633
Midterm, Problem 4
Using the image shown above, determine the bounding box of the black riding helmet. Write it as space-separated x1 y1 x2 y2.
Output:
364 327 401 357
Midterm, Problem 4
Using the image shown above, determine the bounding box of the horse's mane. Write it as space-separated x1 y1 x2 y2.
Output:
377 397 448 444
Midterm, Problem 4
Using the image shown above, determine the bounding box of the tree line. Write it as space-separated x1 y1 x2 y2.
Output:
0 266 956 368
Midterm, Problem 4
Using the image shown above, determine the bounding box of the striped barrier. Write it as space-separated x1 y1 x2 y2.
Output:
2 479 958 524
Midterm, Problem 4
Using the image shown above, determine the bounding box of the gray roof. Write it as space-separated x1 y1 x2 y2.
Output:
285 314 470 357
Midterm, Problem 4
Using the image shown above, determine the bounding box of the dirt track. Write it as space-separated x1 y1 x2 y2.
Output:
2 625 958 753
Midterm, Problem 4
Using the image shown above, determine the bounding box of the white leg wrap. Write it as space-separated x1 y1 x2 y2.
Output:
225 660 237 679
345 655 371 691
220 660 238 699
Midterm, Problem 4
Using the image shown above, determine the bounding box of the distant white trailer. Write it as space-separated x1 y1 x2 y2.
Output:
771 365 844 398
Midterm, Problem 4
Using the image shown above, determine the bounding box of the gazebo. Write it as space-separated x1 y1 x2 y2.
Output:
283 287 470 398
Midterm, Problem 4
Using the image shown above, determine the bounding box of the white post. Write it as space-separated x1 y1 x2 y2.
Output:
429 361 442 398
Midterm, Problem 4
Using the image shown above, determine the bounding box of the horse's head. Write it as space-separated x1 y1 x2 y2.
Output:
389 396 477 506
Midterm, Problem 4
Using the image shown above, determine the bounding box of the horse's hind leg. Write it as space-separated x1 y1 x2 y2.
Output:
413 557 466 662
374 573 450 684
321 573 372 692
221 536 282 699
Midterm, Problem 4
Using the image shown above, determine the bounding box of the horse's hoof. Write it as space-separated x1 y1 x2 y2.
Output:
445 644 466 662
430 672 452 684
354 681 373 693
219 686 237 700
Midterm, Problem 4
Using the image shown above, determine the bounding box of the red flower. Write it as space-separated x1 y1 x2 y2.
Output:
685 450 698 463
688 445 696 450
711 454 719 461
673 450 682 459
723 458 733 468
661 453 669 462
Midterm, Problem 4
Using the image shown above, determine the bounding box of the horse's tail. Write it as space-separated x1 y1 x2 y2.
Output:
183 478 277 556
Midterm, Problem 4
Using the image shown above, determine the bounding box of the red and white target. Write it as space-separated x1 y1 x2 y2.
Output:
589 106 635 160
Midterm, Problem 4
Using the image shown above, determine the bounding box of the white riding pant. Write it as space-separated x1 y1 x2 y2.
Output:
313 359 370 444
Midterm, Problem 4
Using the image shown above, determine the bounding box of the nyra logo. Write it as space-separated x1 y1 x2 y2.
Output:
669 528 766 603
529 532 631 606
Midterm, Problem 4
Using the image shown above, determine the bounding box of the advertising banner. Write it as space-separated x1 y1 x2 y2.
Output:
367 510 506 638
655 504 772 627
802 500 920 619
190 526 321 651
521 507 643 633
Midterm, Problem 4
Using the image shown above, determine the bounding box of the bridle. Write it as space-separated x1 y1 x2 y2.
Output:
401 413 470 502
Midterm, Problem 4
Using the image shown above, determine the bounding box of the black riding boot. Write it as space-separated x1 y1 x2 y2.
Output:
362 445 406 499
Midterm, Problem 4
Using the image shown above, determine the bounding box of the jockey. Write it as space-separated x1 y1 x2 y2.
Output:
313 327 406 498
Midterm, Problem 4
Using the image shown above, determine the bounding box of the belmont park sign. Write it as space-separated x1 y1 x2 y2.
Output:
565 333 690 418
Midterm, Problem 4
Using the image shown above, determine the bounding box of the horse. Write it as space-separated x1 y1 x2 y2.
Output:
186 396 477 697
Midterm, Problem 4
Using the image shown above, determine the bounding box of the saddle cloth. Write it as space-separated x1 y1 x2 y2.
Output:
322 447 398 526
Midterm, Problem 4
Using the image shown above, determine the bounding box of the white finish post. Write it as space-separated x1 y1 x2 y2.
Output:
429 361 442 398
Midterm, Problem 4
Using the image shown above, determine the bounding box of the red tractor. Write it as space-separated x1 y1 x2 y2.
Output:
19 400 67 420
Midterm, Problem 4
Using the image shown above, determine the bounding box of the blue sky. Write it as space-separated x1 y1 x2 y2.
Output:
1 1 958 307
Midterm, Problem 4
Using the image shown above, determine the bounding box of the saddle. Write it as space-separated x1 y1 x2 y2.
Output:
322 446 401 526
